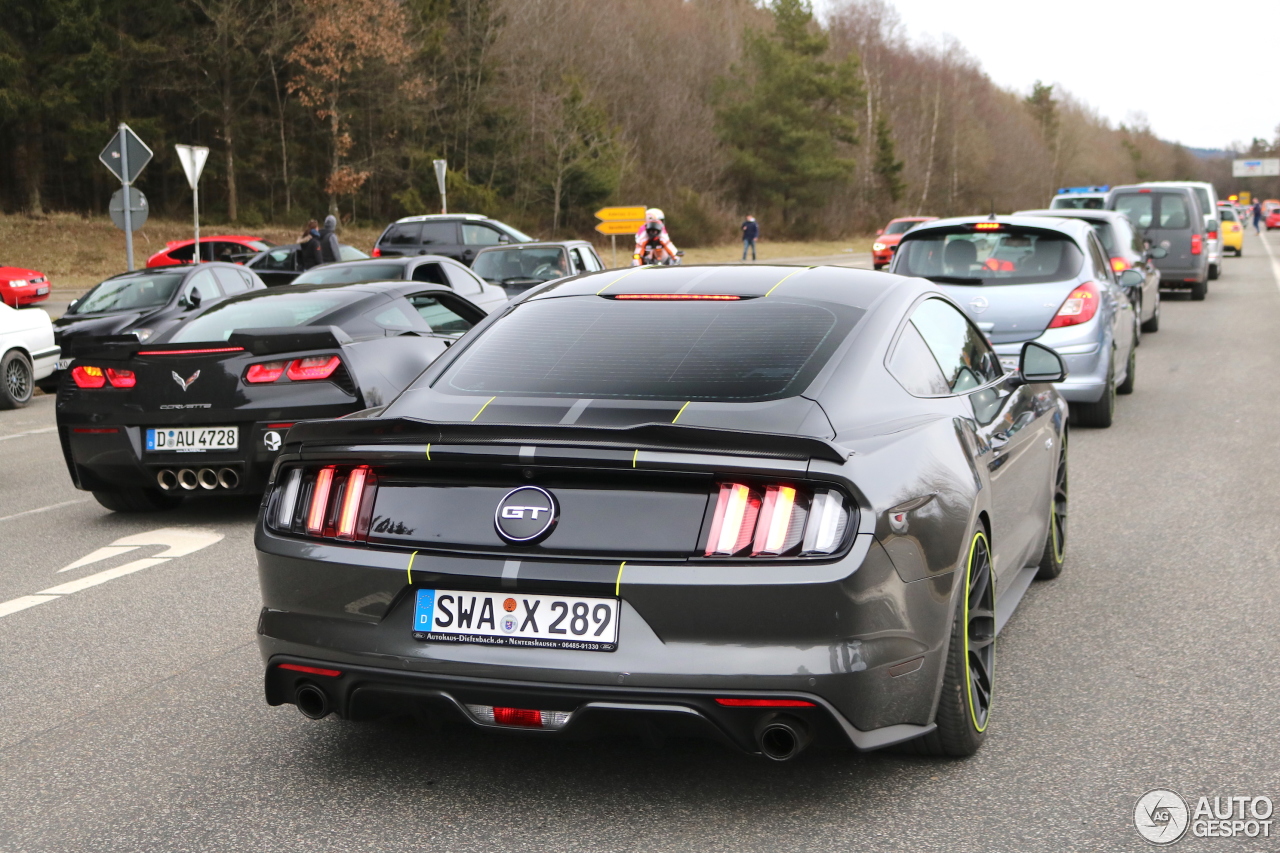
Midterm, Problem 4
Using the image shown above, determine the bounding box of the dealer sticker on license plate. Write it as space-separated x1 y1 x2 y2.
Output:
413 589 619 652
145 426 238 452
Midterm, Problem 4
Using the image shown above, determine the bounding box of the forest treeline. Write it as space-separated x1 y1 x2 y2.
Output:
0 0 1256 243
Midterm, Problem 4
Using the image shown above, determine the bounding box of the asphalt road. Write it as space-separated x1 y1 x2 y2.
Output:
2 236 1277 852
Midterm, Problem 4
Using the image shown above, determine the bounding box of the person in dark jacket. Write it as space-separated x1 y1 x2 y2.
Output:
1253 199 1264 235
319 214 341 264
298 219 323 270
741 215 759 261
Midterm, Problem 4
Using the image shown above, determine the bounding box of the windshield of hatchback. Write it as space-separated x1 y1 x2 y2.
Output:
292 262 405 285
436 296 860 401
169 293 351 342
472 248 568 284
70 272 186 314
883 220 919 235
895 229 1084 285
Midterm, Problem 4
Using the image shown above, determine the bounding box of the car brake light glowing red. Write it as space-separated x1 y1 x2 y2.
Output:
286 355 341 381
611 294 742 300
973 222 1001 230
1191 234 1203 255
245 361 287 383
102 368 135 388
493 707 544 727
306 466 335 535
705 483 762 556
1110 257 1130 272
371 246 381 257
335 466 370 540
1048 281 1101 328
753 485 799 556
278 663 341 677
71 365 106 388
715 698 817 708
1208 230 1218 240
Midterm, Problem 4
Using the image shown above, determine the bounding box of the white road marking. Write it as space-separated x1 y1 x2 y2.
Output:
1258 231 1280 293
0 499 90 524
0 527 224 621
0 427 57 442
57 544 141 573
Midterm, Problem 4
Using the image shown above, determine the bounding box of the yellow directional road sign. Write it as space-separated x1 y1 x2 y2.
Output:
595 206 647 222
595 220 643 235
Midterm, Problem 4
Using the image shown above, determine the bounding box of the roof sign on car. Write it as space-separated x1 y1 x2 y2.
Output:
1056 185 1109 194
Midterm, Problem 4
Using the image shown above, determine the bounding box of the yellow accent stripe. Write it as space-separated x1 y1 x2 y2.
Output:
632 448 639 468
671 401 691 423
596 266 647 295
471 396 496 422
406 550 419 586
764 266 814 297
615 561 626 597
425 443 431 461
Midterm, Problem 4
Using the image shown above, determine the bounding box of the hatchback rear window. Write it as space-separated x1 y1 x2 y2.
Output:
437 297 859 401
894 228 1084 285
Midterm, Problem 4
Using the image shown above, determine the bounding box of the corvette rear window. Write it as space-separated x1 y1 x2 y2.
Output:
170 293 349 342
438 297 859 401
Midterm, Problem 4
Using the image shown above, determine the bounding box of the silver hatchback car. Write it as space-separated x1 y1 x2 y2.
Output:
890 216 1138 428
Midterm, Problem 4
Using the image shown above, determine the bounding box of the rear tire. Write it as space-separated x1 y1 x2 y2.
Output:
873 263 886 271
1141 298 1161 333
1036 440 1068 580
92 488 183 513
1209 263 1219 281
1072 358 1115 428
1190 278 1208 301
910 531 994 757
1116 341 1136 395
0 350 34 409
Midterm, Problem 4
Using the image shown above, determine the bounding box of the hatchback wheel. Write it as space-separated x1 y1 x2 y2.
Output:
1141 297 1160 333
1117 340 1137 395
0 350 34 409
1072 356 1115 428
1036 441 1068 580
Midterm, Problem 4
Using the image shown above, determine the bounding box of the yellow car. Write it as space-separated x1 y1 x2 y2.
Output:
1217 205 1243 256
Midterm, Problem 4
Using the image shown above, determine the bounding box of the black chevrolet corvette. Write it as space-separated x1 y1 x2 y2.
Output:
56 281 485 511
256 264 1069 759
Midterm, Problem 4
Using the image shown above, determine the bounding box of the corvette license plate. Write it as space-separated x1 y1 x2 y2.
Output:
146 426 238 452
413 589 619 652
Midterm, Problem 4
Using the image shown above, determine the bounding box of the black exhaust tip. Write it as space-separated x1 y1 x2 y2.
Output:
294 684 330 720
756 715 811 761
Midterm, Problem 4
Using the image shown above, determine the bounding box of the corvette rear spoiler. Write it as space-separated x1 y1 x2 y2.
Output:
67 326 351 359
284 417 850 463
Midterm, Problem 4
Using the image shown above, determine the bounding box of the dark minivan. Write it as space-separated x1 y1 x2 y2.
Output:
1106 185 1210 300
372 214 535 266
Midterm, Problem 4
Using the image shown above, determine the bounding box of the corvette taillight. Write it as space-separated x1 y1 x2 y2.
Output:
105 368 136 388
245 361 287 383
274 464 377 541
287 355 341 381
703 482 848 558
1047 281 1100 329
71 365 106 388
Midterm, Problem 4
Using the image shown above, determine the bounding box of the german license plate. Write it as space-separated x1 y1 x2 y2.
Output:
413 589 619 652
145 426 238 452
55 359 72 371
35 287 48 295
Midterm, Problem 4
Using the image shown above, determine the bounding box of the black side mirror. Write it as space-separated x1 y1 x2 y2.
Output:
68 298 78 310
1148 246 1168 259
184 290 202 309
1016 341 1066 384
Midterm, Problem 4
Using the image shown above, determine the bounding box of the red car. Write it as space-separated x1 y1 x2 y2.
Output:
873 216 937 270
1266 210 1280 231
0 265 51 308
145 235 273 267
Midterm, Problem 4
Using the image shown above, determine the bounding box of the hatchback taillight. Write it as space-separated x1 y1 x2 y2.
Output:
1191 234 1203 255
703 482 848 558
1109 257 1130 273
272 464 377 541
1047 281 1100 329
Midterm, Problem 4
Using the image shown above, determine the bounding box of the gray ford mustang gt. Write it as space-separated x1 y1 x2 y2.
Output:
255 264 1070 759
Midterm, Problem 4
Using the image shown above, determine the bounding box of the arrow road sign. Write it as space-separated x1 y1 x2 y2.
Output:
175 144 209 190
595 206 647 222
595 220 644 235
109 188 149 232
99 124 153 185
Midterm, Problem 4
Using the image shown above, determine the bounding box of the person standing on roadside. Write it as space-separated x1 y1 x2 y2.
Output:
319 214 341 264
1253 199 1264 235
741 215 759 261
299 219 323 270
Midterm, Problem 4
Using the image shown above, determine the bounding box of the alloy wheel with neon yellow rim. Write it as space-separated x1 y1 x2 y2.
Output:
963 532 995 734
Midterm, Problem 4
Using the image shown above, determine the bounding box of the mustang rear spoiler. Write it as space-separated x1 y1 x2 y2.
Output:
68 326 351 359
284 417 849 463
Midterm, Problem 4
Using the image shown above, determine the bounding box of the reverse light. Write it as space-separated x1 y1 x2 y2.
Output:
275 468 303 529
286 355 341 381
466 704 571 729
802 489 849 555
245 360 287 383
1191 234 1202 255
715 698 817 708
306 466 335 535
1110 257 1130 273
1047 281 1101 328
105 368 136 388
71 365 106 388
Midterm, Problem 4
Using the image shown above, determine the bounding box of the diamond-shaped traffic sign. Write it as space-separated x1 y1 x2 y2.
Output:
99 124 153 184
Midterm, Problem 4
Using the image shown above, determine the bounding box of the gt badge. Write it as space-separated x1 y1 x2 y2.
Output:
494 486 558 544
263 430 282 451
172 370 201 392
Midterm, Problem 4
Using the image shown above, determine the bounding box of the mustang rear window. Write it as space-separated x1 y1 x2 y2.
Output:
438 297 858 401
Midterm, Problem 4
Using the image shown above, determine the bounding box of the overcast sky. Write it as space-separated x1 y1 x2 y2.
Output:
817 1 1276 150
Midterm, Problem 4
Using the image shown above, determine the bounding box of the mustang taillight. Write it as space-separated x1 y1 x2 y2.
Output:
273 464 377 541
703 482 849 558
1047 281 1101 329
71 365 136 388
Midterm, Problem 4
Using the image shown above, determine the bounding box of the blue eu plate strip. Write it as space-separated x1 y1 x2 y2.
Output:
413 589 436 632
